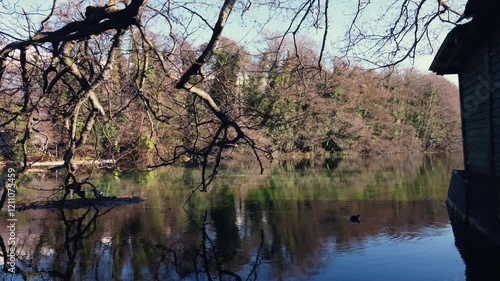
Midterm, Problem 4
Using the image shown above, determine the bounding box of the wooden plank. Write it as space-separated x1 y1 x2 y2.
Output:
462 103 488 113
467 167 484 175
466 158 489 168
463 130 488 138
462 113 487 124
486 39 492 175
460 72 488 89
491 90 500 101
462 59 486 78
492 102 500 110
461 44 488 173
493 99 500 108
461 96 489 112
493 155 500 177
493 70 500 82
493 152 500 162
463 122 487 131
492 130 500 140
465 143 489 153
492 109 500 118
462 100 489 110
492 104 500 120
465 127 490 136
463 135 488 145
493 154 500 169
464 45 485 61
460 82 482 95
464 134 489 141
460 81 488 97
491 51 500 66
465 135 489 143
492 57 500 70
492 127 500 136
492 123 500 131
494 155 500 162
491 39 500 51
463 87 489 100
463 120 488 130
467 166 486 175
467 154 491 161
491 30 500 52
467 151 488 162
465 140 489 149
494 55 500 69
460 80 489 97
466 162 489 173
461 70 488 83
495 169 500 177
493 155 500 161
491 45 500 63
491 48 500 60
462 107 488 119
491 164 500 176
460 61 487 79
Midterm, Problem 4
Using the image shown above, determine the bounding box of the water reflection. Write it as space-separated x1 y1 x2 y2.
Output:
449 210 500 281
0 153 491 280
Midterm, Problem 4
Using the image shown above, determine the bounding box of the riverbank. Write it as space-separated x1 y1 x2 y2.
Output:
0 159 115 170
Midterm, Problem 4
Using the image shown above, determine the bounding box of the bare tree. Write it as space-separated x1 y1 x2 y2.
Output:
0 0 468 196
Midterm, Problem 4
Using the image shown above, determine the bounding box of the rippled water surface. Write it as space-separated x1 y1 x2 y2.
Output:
0 154 475 280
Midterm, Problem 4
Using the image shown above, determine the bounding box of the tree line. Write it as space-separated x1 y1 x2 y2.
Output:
1 34 461 165
0 0 463 194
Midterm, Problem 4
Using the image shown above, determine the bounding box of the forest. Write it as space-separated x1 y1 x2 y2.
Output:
0 41 461 164
0 0 464 191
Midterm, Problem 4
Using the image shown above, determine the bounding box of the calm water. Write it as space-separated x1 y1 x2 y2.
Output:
0 153 484 280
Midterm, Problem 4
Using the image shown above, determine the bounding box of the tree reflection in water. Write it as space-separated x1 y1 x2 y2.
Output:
5 153 499 280
0 207 103 279
0 197 462 281
0 205 265 280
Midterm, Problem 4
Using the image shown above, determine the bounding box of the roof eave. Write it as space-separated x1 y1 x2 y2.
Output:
429 26 464 75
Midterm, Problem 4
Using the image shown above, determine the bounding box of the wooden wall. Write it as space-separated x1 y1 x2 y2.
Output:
459 43 490 175
491 25 500 177
459 21 500 178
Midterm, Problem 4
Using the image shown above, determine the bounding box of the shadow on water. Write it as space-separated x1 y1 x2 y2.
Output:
0 207 108 280
448 209 500 281
1 153 498 280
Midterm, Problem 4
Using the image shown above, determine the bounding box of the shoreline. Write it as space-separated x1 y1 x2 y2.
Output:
0 159 115 168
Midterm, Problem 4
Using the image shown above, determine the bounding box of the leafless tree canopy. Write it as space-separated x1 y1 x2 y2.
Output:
0 0 466 195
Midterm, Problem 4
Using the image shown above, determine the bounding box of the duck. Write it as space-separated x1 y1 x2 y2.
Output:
350 214 360 223
93 189 104 199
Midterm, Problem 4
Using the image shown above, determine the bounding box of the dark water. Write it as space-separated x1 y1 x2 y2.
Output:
0 153 483 280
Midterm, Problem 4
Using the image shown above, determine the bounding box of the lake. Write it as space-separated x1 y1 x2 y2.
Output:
0 153 491 280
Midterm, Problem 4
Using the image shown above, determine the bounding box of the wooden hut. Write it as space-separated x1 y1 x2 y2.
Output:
430 0 500 244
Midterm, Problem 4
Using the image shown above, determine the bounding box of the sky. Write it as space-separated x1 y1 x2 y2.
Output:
217 0 463 85
414 55 459 85
0 0 463 85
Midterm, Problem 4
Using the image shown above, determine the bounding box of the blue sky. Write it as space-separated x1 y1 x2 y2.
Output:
0 0 463 84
